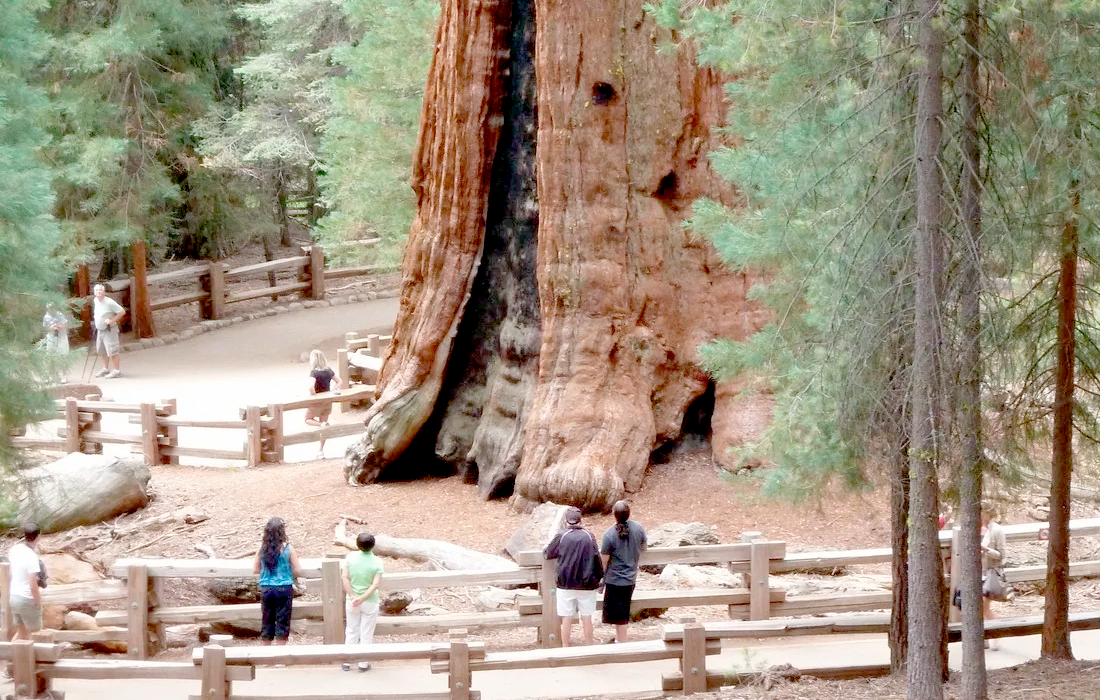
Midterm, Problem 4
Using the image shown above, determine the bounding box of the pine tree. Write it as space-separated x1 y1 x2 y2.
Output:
0 0 65 458
315 0 439 266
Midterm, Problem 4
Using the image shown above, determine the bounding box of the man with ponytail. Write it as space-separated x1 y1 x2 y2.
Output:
600 500 647 642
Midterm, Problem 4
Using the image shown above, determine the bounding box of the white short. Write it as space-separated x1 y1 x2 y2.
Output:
555 588 597 617
96 325 121 356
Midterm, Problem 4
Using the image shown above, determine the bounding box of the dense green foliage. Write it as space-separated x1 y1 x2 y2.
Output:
316 0 438 266
0 0 65 456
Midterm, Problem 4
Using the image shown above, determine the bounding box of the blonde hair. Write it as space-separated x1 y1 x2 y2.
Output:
93 283 105 293
309 349 330 372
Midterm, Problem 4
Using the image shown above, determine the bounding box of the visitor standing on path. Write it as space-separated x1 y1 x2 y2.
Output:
92 283 125 378
41 303 70 381
305 349 341 459
544 506 604 646
253 517 302 646
600 500 646 642
8 522 43 641
342 532 383 672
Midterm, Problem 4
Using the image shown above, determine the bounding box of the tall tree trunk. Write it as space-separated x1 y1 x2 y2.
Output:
958 0 986 693
889 413 910 672
908 0 945 696
274 170 292 248
1042 94 1079 661
261 231 278 301
346 0 766 509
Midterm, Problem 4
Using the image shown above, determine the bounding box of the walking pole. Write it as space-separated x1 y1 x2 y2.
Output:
82 330 97 383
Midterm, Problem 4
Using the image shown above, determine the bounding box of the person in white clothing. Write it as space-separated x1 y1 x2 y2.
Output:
8 523 43 640
92 283 125 378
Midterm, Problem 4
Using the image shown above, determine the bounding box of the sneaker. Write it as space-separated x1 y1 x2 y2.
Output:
317 451 326 460
106 369 122 378
357 662 372 672
94 368 110 378
341 663 351 672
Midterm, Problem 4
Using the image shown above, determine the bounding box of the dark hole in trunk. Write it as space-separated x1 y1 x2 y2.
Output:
655 172 677 201
650 381 715 464
592 82 617 105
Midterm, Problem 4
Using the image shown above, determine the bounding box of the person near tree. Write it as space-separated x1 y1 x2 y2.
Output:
600 500 647 642
8 522 43 641
981 503 1008 650
252 517 302 646
341 532 383 671
543 506 604 646
305 349 341 459
92 283 125 378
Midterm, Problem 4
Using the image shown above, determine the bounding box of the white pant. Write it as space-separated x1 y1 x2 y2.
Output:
345 599 380 645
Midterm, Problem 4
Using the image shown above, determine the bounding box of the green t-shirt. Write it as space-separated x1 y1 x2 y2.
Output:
345 550 384 602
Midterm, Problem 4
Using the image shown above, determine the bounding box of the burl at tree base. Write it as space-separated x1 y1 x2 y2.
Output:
345 0 768 510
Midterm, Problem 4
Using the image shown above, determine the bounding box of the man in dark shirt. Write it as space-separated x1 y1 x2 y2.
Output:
543 506 603 646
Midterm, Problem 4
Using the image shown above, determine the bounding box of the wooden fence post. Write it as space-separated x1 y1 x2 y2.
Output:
127 564 150 659
539 555 559 648
130 239 155 338
65 397 81 453
0 563 11 640
207 261 226 320
367 334 381 357
161 398 179 465
11 639 48 698
680 618 707 695
336 349 351 414
200 644 229 700
449 628 471 700
85 405 103 455
309 245 325 300
140 403 160 467
245 406 263 468
749 540 771 621
321 559 344 644
149 575 167 654
267 404 285 462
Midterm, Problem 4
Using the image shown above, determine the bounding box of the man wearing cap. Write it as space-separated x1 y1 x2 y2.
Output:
543 507 604 646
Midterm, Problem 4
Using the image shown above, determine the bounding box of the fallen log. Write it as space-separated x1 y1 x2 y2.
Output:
334 519 517 571
17 454 151 533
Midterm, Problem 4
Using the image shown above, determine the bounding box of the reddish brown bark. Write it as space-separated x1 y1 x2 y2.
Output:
348 0 767 510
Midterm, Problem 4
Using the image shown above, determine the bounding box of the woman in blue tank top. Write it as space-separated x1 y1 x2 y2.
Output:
252 517 302 645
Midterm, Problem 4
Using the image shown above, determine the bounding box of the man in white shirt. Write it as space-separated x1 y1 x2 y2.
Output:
8 522 43 640
92 283 125 379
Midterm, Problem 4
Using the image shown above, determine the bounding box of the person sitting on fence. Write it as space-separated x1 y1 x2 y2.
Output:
8 522 43 641
305 349 341 460
544 506 604 647
252 517 302 647
601 500 647 643
92 283 125 379
341 532 384 672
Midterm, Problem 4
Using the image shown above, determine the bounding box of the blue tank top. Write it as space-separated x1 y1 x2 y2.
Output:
259 545 294 587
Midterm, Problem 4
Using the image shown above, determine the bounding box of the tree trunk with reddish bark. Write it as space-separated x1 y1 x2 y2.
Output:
346 0 767 510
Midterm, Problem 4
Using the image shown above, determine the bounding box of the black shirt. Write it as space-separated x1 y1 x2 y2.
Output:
543 526 604 590
311 368 335 393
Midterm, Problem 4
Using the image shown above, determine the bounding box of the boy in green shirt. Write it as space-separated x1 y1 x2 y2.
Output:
341 532 384 671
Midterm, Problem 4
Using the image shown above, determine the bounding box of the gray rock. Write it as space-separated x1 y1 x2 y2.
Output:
641 522 721 574
504 502 572 561
152 338 166 347
476 587 540 612
380 590 414 615
288 303 304 311
659 564 743 589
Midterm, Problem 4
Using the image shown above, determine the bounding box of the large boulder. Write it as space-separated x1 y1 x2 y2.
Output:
208 578 306 604
659 564 742 589
380 590 415 615
39 552 105 631
504 502 570 561
641 522 721 574
18 453 150 533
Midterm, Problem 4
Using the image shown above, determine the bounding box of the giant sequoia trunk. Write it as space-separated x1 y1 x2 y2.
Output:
346 0 766 509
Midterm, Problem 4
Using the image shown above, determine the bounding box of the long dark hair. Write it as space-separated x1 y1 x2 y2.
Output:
613 501 631 540
260 517 288 572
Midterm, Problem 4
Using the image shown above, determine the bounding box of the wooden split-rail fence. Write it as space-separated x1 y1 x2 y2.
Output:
11 332 390 467
70 242 385 341
3 519 1100 699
